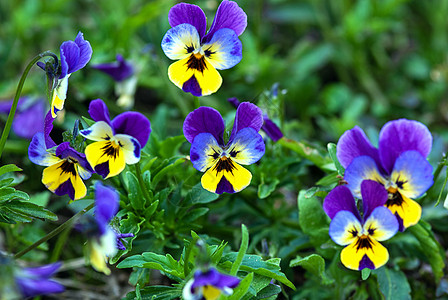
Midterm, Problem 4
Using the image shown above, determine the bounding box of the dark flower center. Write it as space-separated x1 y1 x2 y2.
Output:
101 141 121 159
386 187 404 207
186 53 207 73
213 157 236 174
355 235 374 251
59 159 77 176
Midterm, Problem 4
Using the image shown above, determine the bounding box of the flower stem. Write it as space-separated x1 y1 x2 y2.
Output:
14 202 94 259
0 51 58 159
230 224 249 276
193 96 200 109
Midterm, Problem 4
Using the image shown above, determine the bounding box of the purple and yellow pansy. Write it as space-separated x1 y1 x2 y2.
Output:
182 267 240 300
324 180 399 271
336 119 434 231
51 32 92 118
183 102 265 194
80 99 151 179
28 112 93 200
161 0 246 96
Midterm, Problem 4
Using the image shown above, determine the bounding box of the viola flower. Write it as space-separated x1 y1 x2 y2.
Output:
0 97 45 139
28 112 93 200
84 182 133 275
51 31 92 118
323 180 399 271
93 55 137 109
80 99 151 178
228 97 284 142
183 102 265 194
336 119 434 231
182 268 240 300
161 0 246 96
14 262 65 298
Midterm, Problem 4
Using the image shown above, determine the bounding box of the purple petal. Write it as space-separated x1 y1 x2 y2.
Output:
182 76 202 97
44 110 57 148
93 54 134 81
0 99 14 114
329 210 362 245
111 112 151 147
203 0 247 43
216 177 235 194
359 255 375 270
227 97 241 108
73 31 93 72
94 182 119 235
88 99 112 124
360 180 388 220
192 268 239 289
190 132 220 172
202 28 242 70
262 117 283 142
13 99 45 139
168 3 207 39
28 133 56 166
228 127 265 165
16 278 65 298
56 143 93 172
54 180 75 200
183 106 225 145
229 102 263 143
378 119 433 174
323 185 361 221
336 126 380 169
23 262 62 278
94 162 110 178
344 156 386 198
59 41 80 77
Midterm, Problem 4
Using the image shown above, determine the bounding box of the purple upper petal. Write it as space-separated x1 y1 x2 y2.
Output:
336 126 380 169
94 182 119 235
88 99 112 125
203 0 247 43
191 268 240 290
168 3 207 39
13 99 45 139
360 180 388 220
112 112 151 147
73 31 93 72
229 102 263 143
16 262 64 298
183 106 225 145
58 32 92 78
93 54 134 81
56 142 93 172
23 262 62 278
378 119 433 175
323 185 361 221
262 118 283 142
227 97 241 108
44 110 57 148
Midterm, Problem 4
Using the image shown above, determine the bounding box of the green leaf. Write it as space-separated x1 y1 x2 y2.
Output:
278 138 332 171
144 200 159 219
127 171 145 211
117 252 184 281
2 201 57 222
258 178 280 199
183 207 209 223
228 272 254 300
230 224 249 275
0 188 29 202
408 222 445 282
327 143 344 176
124 285 180 300
184 183 219 205
374 267 411 300
297 190 329 244
361 268 371 280
256 283 282 299
220 253 295 290
159 135 186 158
289 254 334 285
81 116 95 127
0 164 22 177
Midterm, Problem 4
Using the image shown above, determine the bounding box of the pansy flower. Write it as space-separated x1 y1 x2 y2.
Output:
83 182 133 275
182 268 240 300
324 180 399 271
183 102 265 194
161 0 246 96
50 31 92 117
80 99 151 178
14 262 65 298
228 97 284 142
336 119 434 231
0 97 45 139
28 112 93 200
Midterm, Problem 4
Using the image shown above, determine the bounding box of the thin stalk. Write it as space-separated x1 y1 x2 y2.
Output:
0 51 58 159
50 226 72 262
135 162 152 204
193 96 200 109
15 202 94 259
230 224 249 276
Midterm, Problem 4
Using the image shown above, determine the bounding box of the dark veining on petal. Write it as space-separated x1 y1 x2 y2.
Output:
186 53 207 73
354 236 374 251
349 227 358 238
208 148 220 160
213 156 236 175
59 160 77 176
185 44 195 53
204 47 215 58
229 147 240 158
101 141 120 159
386 190 404 207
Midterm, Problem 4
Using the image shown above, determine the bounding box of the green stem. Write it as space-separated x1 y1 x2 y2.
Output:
135 162 152 204
0 51 58 159
230 224 249 276
193 96 200 109
50 226 72 262
15 202 94 259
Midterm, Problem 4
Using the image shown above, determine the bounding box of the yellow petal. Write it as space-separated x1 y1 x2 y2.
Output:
85 141 126 178
341 237 389 270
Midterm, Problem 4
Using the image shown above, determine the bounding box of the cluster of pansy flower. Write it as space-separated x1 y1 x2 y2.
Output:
161 0 247 97
324 119 434 270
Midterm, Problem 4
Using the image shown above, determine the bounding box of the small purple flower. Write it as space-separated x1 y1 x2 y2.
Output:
182 268 240 300
323 180 398 271
0 97 46 139
161 1 246 96
183 102 265 194
336 119 434 231
228 97 284 142
86 182 133 275
15 262 65 298
93 54 134 81
28 111 93 200
80 99 151 178
51 32 92 118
